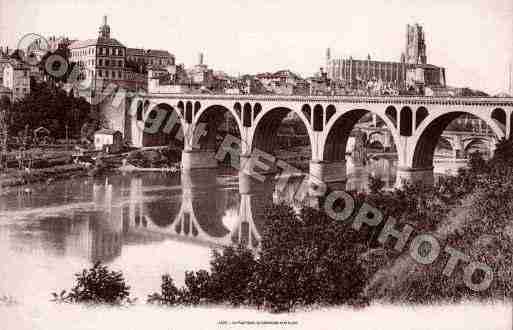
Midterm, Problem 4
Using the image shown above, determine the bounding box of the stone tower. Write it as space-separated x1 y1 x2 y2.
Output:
99 15 111 39
405 23 427 65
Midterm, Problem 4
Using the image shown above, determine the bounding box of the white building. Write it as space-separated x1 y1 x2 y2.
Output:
3 61 31 100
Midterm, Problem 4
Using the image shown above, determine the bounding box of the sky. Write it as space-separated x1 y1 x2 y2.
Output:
1 0 512 94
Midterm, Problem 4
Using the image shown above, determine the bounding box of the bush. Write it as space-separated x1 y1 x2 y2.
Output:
250 206 368 312
53 262 132 305
150 205 368 312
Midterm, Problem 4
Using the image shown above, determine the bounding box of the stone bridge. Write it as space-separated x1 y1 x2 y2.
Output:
359 125 497 158
124 94 513 185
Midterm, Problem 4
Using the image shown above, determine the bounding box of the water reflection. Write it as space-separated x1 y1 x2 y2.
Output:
0 156 467 303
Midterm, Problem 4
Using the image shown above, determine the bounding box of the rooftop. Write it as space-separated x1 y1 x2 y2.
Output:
70 37 126 49
127 48 174 58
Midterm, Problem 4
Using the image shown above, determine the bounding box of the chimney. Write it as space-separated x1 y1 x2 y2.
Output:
198 52 204 65
103 15 108 26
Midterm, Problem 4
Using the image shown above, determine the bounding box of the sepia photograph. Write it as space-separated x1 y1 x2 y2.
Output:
0 0 512 329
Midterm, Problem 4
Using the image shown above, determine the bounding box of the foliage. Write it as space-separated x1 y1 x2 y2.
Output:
7 82 95 140
149 205 368 312
368 175 385 194
365 137 513 303
52 262 132 305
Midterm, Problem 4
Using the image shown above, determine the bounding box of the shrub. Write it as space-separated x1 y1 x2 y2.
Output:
368 175 385 194
250 205 368 312
147 274 183 305
53 262 132 305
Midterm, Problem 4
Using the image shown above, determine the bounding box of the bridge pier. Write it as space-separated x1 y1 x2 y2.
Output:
395 166 434 187
181 149 218 170
309 160 346 191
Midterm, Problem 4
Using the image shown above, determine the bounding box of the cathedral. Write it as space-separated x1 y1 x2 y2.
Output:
325 24 446 92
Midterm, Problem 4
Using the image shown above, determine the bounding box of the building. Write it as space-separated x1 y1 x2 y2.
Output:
325 23 446 94
255 70 308 95
2 61 31 100
94 129 123 152
69 16 175 92
69 16 127 87
188 52 215 88
126 48 175 70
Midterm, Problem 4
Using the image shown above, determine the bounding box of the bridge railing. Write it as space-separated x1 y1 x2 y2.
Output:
143 93 513 106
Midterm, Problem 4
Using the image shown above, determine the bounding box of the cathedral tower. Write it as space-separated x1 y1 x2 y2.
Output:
405 23 427 65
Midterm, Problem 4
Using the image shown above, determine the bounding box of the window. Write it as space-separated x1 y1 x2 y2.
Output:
118 60 122 67
105 60 109 66
98 70 102 77
99 59 103 66
118 71 122 78
105 70 109 78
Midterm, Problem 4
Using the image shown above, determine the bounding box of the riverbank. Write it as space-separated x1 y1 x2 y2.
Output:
0 164 88 189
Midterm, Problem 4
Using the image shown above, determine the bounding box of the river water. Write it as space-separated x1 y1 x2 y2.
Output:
0 156 400 302
0 156 511 330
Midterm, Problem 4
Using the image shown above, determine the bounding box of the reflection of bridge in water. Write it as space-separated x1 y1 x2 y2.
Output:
70 171 282 263
125 171 266 249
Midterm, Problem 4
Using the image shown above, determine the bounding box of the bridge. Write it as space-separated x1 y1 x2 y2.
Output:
124 94 513 186
358 125 497 158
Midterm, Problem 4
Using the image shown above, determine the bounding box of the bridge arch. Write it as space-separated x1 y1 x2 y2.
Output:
463 137 494 154
192 104 243 160
193 104 243 135
491 108 506 128
412 111 505 169
367 131 387 150
437 136 455 151
141 102 184 147
400 106 413 136
322 108 399 162
385 105 398 127
251 106 313 159
416 107 429 128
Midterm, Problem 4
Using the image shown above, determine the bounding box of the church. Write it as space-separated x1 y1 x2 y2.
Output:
325 23 446 93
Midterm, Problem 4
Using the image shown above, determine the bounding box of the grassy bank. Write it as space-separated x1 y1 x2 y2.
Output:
0 163 87 188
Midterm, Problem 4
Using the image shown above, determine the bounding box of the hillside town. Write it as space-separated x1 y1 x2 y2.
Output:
0 16 499 104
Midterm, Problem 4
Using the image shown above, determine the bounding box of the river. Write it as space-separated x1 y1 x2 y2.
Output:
0 156 510 330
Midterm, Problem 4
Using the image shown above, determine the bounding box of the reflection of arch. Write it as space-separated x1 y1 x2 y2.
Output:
252 106 313 155
400 106 413 136
323 109 399 162
385 106 397 127
416 107 428 128
132 171 263 248
413 112 504 168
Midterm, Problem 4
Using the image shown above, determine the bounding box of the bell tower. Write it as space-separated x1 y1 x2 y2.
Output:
405 23 427 65
99 15 111 39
